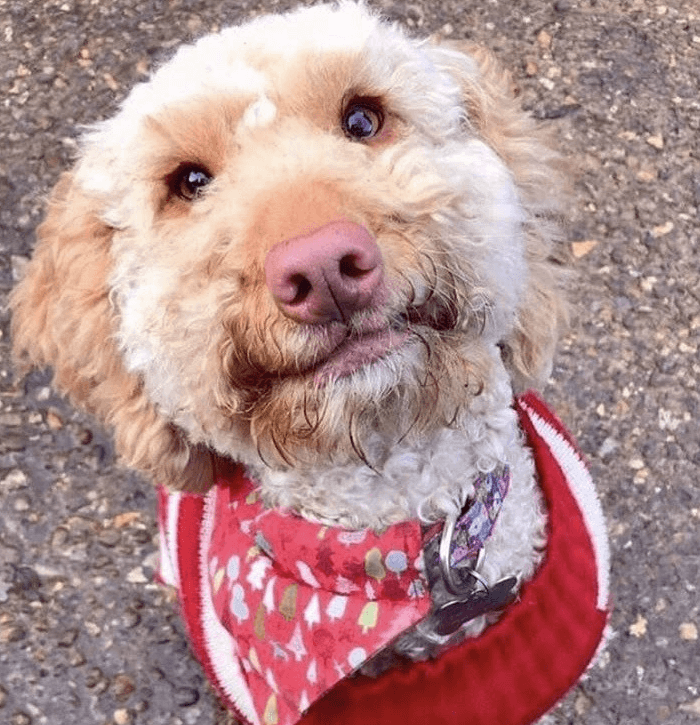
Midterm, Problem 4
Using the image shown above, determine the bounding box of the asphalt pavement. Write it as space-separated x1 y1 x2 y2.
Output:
1 0 699 723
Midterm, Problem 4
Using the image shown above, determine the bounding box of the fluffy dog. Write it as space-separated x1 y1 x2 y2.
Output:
12 1 576 720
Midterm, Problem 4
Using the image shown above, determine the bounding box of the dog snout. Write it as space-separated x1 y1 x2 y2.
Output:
264 221 384 323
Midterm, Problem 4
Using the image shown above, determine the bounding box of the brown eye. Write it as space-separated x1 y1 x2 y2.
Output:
168 164 213 201
342 101 383 140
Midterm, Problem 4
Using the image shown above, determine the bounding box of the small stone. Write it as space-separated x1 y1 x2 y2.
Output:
50 527 70 548
571 240 599 258
85 667 105 689
45 408 63 430
646 134 664 149
1 470 28 490
67 648 86 667
175 687 200 707
121 609 141 629
113 512 141 528
113 708 131 725
657 705 671 720
0 624 27 643
524 59 539 76
679 622 698 641
103 73 120 91
651 221 674 238
11 712 31 725
84 621 101 637
680 698 700 716
629 613 648 638
57 628 79 647
537 29 552 49
78 428 93 444
97 528 121 547
112 673 136 702
574 691 592 715
1 434 26 452
636 169 656 182
13 495 31 512
126 567 147 584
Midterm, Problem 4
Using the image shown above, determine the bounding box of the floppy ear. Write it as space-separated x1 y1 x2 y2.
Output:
430 41 570 390
11 172 214 492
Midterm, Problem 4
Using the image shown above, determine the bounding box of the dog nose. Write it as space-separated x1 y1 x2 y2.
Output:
264 221 383 323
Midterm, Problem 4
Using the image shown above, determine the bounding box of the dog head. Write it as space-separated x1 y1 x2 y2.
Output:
12 2 567 493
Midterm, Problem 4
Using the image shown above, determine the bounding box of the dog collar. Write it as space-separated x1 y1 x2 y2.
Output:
157 392 611 725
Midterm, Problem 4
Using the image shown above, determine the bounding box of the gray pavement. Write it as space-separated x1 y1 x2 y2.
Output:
1 0 698 723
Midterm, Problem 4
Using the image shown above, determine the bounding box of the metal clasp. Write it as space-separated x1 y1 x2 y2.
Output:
437 508 488 596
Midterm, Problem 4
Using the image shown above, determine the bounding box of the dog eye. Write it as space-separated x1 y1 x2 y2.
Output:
169 164 213 201
342 101 383 141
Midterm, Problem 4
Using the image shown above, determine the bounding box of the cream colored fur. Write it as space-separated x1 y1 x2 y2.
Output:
12 1 568 672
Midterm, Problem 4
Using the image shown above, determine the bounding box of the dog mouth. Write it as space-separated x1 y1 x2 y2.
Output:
303 295 458 381
311 323 412 381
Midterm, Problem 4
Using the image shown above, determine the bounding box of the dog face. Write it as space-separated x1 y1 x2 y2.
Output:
12 2 566 492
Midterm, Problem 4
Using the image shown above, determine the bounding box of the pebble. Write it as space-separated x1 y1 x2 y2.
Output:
679 622 698 641
57 628 78 647
175 687 200 707
0 624 27 643
571 240 599 258
680 698 700 715
651 221 674 238
13 495 31 512
646 134 664 149
1 470 28 490
537 29 552 49
629 614 648 638
126 567 147 584
97 528 121 547
112 673 136 702
113 708 132 725
45 408 63 430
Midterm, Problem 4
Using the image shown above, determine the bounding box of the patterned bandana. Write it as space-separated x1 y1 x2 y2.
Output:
206 471 431 724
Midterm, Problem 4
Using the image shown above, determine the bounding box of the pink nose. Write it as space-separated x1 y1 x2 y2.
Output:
264 221 383 323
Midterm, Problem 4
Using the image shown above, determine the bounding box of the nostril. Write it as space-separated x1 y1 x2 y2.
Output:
339 253 370 279
289 274 313 304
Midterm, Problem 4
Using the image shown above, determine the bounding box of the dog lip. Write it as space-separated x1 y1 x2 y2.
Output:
312 324 410 381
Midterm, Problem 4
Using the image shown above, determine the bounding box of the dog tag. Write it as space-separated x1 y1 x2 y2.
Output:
433 576 519 637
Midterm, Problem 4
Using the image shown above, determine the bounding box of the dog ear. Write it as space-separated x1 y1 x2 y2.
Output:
429 41 570 391
11 172 215 492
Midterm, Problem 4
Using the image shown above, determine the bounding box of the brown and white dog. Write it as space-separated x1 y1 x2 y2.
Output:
11 3 597 722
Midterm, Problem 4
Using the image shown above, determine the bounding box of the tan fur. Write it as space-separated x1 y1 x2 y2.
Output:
10 173 210 490
435 42 570 388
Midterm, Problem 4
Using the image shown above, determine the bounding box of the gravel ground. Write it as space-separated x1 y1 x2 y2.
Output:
1 0 698 723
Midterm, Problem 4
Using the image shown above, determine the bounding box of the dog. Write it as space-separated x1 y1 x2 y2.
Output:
12 3 609 724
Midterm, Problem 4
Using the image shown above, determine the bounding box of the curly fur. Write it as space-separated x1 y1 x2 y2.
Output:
12 1 568 674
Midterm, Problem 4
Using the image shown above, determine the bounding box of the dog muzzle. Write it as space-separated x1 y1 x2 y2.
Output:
157 392 611 725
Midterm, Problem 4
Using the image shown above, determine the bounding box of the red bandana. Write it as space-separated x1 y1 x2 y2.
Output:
205 475 431 723
157 393 611 725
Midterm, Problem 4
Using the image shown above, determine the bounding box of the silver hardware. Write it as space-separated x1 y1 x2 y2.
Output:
434 508 519 636
438 508 487 596
433 575 519 637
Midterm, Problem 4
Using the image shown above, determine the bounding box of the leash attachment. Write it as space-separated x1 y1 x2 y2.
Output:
428 464 517 636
